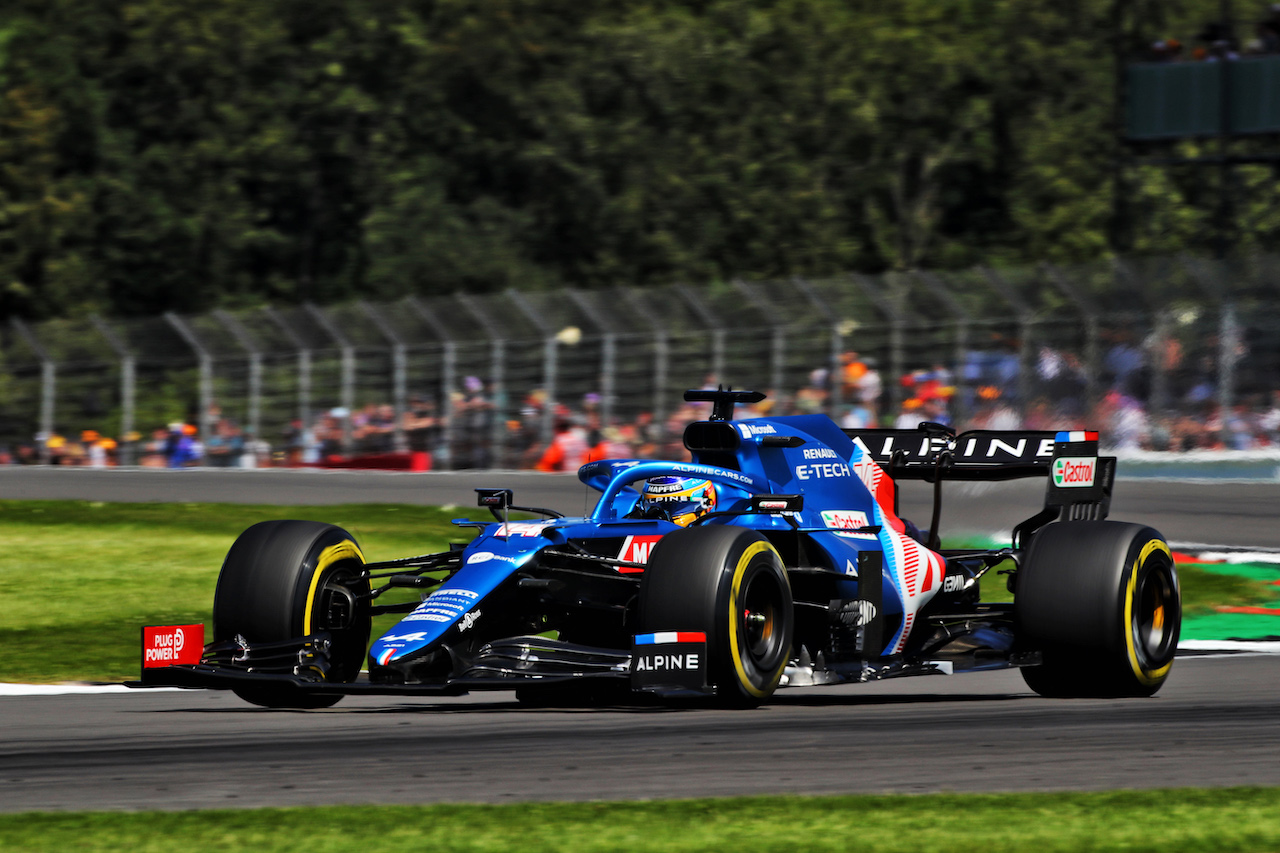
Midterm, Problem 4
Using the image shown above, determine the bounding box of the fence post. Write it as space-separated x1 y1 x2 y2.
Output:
406 297 460 468
620 288 668 425
676 285 725 384
1113 257 1167 412
451 294 507 468
506 290 557 447
11 319 55 463
566 289 618 427
791 276 843 417
980 268 1034 419
733 279 786 397
849 273 906 419
263 306 312 433
305 303 355 453
913 271 972 424
163 312 213 453
90 315 135 465
359 301 408 452
1150 309 1173 414
1184 256 1238 419
1219 300 1240 419
1042 263 1102 412
212 310 262 447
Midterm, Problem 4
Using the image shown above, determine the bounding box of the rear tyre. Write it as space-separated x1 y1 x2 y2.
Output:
213 520 371 709
637 526 793 708
1015 520 1180 698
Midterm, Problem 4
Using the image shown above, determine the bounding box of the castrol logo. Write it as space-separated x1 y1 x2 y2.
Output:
1052 456 1096 488
821 510 870 530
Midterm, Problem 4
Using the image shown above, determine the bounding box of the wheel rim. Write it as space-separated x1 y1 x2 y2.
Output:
740 569 787 669
1132 559 1178 667
317 566 361 632
313 564 369 680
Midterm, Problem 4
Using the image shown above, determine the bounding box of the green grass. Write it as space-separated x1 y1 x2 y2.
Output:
3 790 1280 852
0 500 487 683
1177 563 1277 616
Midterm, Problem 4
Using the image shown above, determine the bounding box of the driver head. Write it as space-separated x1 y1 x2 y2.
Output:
636 475 717 527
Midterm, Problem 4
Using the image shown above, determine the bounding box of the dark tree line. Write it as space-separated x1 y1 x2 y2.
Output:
0 0 1267 320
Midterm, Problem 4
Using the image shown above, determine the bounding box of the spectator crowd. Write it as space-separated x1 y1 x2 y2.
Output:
12 327 1280 471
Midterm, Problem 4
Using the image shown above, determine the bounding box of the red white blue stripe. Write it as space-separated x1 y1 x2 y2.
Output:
1055 430 1098 442
634 632 706 645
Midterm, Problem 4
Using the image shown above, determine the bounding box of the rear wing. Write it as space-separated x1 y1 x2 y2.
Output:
844 427 1115 536
843 428 1090 481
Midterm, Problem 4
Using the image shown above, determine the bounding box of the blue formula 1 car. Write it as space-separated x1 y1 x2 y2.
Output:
135 388 1181 708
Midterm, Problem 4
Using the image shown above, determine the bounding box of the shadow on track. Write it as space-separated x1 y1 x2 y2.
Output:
147 688 1034 715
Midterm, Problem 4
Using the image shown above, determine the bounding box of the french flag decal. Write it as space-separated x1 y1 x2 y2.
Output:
1055 430 1098 442
634 632 706 645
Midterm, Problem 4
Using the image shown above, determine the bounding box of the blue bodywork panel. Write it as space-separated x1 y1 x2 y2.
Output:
368 412 943 669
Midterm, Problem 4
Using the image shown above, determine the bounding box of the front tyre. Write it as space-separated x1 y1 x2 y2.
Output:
637 526 793 708
1015 521 1180 698
213 520 371 709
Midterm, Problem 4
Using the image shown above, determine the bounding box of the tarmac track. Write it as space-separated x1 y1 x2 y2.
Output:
0 468 1278 811
0 657 1276 812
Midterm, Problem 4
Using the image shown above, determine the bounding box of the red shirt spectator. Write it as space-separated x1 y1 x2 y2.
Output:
536 421 590 472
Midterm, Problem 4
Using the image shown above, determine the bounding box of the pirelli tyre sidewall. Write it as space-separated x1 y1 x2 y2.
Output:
638 526 793 707
213 520 371 708
1015 520 1180 698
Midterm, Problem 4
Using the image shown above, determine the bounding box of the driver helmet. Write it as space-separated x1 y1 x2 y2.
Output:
636 475 717 527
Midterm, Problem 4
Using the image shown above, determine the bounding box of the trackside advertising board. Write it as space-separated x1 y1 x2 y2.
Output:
142 624 204 668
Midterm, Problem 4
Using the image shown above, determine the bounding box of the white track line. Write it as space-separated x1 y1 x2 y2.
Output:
0 683 181 697
1170 541 1280 564
1179 640 1280 655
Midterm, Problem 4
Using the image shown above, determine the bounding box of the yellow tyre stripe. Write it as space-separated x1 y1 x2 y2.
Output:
1124 537 1173 685
302 540 365 637
727 540 785 699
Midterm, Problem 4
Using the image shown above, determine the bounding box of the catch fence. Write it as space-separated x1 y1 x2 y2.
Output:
3 255 1277 465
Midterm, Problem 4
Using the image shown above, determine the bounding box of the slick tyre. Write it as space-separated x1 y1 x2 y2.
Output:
1015 521 1180 698
637 526 793 708
213 520 371 709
